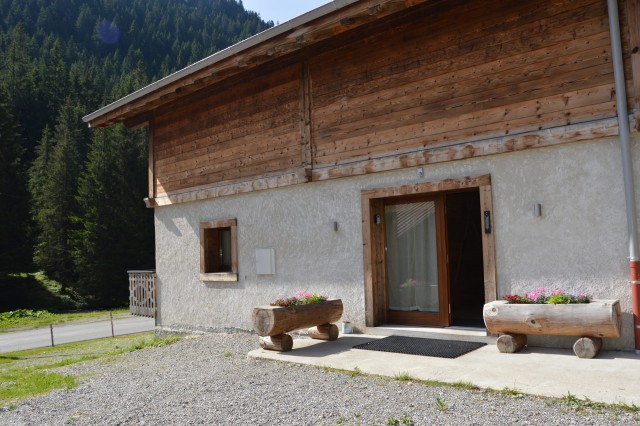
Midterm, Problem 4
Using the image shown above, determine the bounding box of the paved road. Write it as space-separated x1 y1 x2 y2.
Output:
0 315 156 353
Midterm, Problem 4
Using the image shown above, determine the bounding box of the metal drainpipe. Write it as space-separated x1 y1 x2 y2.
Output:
607 0 640 352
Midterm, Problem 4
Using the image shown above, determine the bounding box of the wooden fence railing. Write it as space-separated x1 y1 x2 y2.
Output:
127 270 156 318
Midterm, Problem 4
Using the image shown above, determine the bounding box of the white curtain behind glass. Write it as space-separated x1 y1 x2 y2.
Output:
385 202 439 312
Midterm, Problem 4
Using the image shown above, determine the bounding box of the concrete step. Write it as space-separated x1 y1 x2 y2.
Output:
363 325 497 344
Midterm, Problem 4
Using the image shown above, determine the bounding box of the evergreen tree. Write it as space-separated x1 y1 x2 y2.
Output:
71 66 153 307
31 101 86 285
72 124 153 307
1 23 39 149
28 125 53 216
0 92 31 274
40 38 68 118
1 23 33 106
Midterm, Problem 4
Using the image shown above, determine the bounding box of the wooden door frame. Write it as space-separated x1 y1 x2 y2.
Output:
361 174 496 327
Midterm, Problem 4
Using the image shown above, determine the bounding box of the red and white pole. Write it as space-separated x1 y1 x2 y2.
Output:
632 261 640 350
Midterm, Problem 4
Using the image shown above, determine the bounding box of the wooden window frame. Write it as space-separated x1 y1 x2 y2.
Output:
200 219 238 282
361 174 496 327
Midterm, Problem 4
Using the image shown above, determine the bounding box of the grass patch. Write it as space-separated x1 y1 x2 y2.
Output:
435 396 448 412
0 308 130 333
0 272 85 312
446 381 479 391
320 365 363 377
491 387 525 397
613 402 640 413
0 271 128 333
393 372 415 382
386 415 414 425
0 332 180 407
391 372 477 391
0 369 76 404
556 392 639 413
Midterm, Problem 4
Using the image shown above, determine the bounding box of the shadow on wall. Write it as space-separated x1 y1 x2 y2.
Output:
203 281 246 290
157 214 183 237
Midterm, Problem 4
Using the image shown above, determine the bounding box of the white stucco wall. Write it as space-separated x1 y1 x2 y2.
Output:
154 134 640 350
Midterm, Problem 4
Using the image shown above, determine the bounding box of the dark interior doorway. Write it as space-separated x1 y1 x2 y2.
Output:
446 190 485 327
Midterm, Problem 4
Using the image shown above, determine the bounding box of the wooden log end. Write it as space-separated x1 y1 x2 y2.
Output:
252 306 276 336
573 336 602 359
259 334 293 351
308 323 339 341
496 333 527 353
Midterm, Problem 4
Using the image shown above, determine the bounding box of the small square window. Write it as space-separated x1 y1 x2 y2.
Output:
200 219 238 282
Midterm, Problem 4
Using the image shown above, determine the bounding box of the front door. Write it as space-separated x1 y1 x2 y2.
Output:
384 195 449 326
361 174 496 329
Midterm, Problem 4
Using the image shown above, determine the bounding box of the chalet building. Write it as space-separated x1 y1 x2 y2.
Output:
85 0 640 350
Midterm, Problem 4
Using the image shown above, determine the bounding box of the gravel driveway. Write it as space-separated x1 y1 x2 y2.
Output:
1 332 637 425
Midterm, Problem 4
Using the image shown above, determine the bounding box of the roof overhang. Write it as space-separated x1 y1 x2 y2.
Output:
83 0 429 128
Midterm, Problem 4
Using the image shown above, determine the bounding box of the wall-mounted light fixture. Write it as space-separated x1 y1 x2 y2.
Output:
484 211 491 234
417 167 424 178
533 203 542 217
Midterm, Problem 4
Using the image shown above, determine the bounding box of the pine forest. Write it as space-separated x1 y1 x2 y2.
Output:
0 0 272 310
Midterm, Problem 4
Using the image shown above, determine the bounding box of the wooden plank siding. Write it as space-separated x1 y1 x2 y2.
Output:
310 0 616 169
624 0 640 112
152 64 303 196
139 0 638 205
87 0 438 129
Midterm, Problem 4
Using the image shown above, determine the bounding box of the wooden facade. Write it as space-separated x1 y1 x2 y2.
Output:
153 64 303 197
312 0 614 166
86 0 640 205
84 0 640 343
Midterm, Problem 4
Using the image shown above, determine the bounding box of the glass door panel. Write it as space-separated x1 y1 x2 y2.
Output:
385 201 439 312
384 197 448 326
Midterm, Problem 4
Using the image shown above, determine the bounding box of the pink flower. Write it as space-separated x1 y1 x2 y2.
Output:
525 287 547 302
502 288 592 304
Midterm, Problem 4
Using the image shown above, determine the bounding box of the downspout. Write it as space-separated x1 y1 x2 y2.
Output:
606 0 640 351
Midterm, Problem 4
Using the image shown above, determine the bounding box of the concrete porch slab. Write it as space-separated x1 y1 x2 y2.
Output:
248 334 640 406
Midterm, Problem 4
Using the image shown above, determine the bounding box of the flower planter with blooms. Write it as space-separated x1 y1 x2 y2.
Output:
270 291 328 307
501 288 592 305
483 288 621 358
252 292 343 352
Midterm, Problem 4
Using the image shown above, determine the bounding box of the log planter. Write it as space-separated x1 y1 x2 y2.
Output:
483 300 621 358
252 299 343 351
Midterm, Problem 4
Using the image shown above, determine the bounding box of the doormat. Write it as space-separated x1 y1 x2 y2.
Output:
352 336 486 359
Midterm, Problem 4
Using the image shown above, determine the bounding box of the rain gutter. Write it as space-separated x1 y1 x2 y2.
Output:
607 0 640 352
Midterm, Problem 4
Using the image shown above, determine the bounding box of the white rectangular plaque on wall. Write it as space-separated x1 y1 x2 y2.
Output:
255 247 276 275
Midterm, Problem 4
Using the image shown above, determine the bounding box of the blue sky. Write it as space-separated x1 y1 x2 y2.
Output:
241 1 331 24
